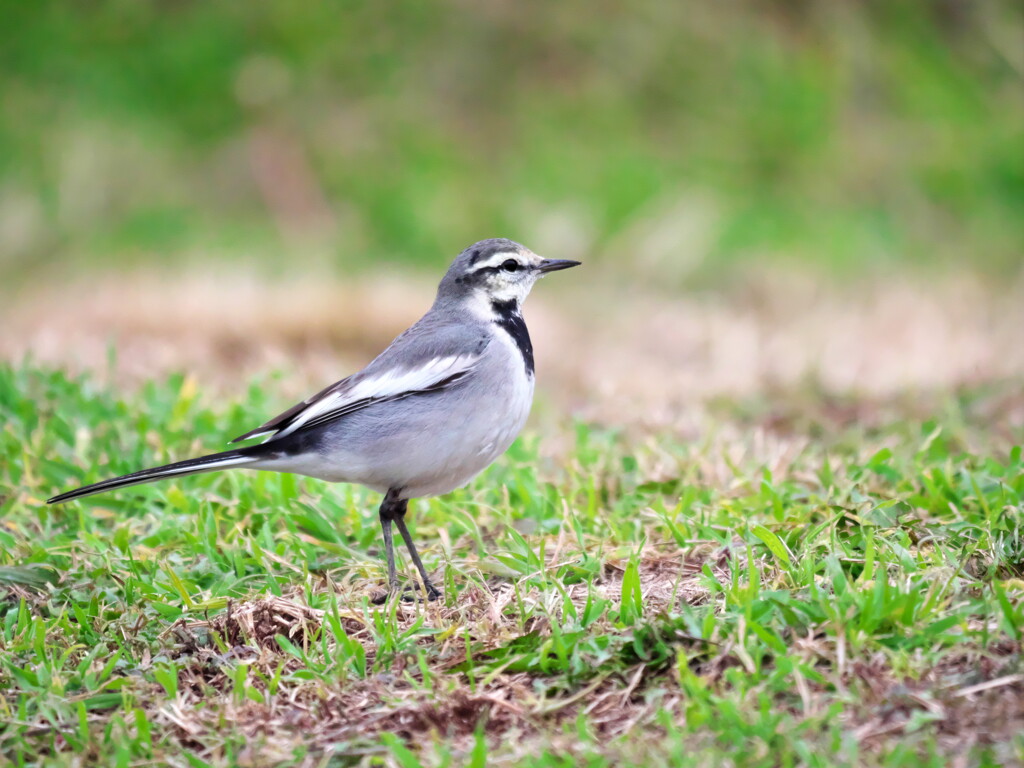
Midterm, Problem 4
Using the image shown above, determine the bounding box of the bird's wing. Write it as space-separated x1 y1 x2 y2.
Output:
230 347 484 444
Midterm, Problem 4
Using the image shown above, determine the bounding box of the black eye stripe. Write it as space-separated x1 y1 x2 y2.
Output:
471 258 527 276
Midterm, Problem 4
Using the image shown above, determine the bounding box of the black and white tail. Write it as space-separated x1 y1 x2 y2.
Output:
47 448 261 505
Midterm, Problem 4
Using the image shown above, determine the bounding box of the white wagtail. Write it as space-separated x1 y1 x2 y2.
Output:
48 239 580 600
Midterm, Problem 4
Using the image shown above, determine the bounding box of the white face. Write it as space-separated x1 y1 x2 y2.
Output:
469 249 545 305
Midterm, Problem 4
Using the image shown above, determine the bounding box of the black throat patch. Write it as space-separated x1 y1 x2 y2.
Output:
491 300 534 376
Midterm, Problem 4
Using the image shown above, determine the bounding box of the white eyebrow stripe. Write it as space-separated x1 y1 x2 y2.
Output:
273 353 480 438
471 251 520 271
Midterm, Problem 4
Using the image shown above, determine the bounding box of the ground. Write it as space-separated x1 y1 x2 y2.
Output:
1 271 1022 767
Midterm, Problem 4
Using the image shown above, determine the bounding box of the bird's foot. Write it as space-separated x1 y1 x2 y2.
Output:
370 581 442 605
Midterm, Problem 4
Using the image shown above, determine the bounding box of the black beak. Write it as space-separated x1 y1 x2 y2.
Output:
537 258 582 273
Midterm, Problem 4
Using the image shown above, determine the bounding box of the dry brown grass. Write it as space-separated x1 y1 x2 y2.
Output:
143 551 722 763
135 550 716 758
5 265 1022 431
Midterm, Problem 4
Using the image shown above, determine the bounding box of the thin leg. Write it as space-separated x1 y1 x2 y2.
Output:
373 489 442 603
378 494 400 592
394 514 441 601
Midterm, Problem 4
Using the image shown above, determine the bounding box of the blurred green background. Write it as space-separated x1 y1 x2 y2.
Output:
1 0 1021 286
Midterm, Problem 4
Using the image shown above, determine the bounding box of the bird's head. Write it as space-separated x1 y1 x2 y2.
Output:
436 238 580 313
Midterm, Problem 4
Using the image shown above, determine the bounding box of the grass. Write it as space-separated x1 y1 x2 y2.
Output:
1 362 1021 766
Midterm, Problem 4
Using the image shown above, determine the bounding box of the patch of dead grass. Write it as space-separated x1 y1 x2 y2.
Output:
4 266 1022 432
166 595 325 651
843 648 1024 758
144 551 722 759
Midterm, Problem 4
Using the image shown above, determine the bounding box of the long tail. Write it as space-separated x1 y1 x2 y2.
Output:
47 448 262 505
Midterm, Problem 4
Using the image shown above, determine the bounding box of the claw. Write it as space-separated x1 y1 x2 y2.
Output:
370 582 442 605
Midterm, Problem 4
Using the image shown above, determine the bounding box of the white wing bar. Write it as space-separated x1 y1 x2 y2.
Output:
271 353 480 439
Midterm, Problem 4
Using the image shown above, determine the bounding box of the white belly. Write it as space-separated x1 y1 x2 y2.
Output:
402 369 534 497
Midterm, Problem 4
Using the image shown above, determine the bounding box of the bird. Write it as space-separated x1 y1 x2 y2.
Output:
48 238 581 601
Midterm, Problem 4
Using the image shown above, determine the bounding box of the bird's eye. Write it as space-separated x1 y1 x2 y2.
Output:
501 259 520 272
